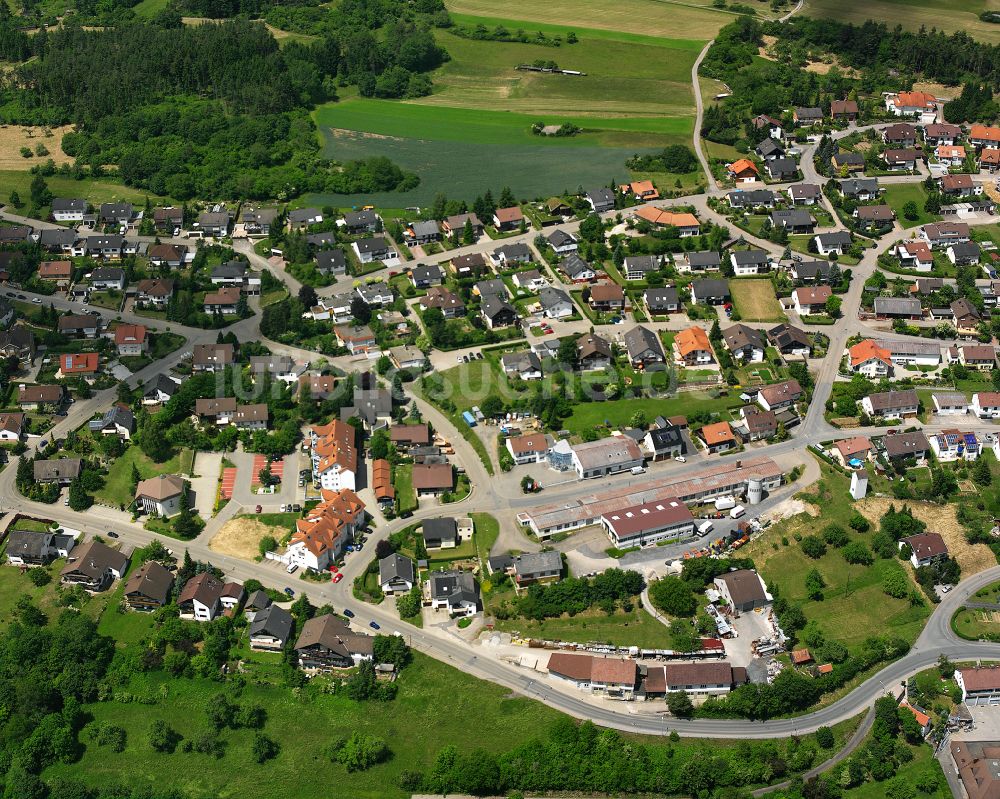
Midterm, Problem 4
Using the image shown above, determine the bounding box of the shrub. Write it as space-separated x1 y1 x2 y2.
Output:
842 541 873 566
800 535 827 559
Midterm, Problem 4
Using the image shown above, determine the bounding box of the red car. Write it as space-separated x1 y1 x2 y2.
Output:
332 572 344 583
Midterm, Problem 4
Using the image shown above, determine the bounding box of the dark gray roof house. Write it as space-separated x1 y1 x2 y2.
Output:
686 251 722 270
249 605 294 647
645 286 679 313
586 187 616 213
316 249 346 275
422 518 458 548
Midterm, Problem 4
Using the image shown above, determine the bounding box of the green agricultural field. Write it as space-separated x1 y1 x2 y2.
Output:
803 0 999 43
493 606 671 648
881 183 940 229
446 0 734 39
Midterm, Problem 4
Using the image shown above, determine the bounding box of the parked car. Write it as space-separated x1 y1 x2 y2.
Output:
283 587 295 597
333 573 344 583
369 621 380 630
292 504 301 512
343 608 355 618
255 504 262 513
106 531 119 539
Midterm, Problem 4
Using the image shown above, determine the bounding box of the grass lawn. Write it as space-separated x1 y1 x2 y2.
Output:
415 364 496 475
260 287 289 307
563 391 741 435
95 446 193 509
88 291 124 311
952 606 1000 640
470 512 500 568
0 171 172 209
881 183 940 229
729 278 786 322
394 464 418 514
802 0 1000 43
493 605 670 648
743 461 931 651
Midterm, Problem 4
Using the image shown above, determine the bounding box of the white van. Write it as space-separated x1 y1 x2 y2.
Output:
286 563 298 574
630 466 646 475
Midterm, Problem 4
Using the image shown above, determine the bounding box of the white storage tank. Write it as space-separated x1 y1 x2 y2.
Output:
747 478 763 505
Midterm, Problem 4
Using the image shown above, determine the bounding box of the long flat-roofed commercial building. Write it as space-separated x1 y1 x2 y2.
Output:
517 456 783 538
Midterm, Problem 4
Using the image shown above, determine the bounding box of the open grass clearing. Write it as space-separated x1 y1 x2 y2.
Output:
394 464 418 514
803 0 999 43
881 182 939 229
729 278 786 322
493 605 670 648
0 125 73 169
562 391 741 435
0 171 172 211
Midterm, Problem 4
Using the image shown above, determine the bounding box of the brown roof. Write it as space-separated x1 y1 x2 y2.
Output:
903 532 948 560
39 260 72 278
793 285 832 306
834 436 871 460
589 283 625 302
494 206 523 224
644 666 666 693
233 403 269 424
195 397 237 417
791 648 813 665
547 652 595 681
951 740 1000 799
663 661 735 687
508 433 549 455
123 561 173 605
717 569 767 607
759 379 803 406
411 463 453 491
137 278 175 298
178 572 224 608
60 539 128 581
372 458 394 501
204 286 242 306
135 474 185 502
193 343 235 366
960 666 1000 693
295 613 373 658
390 423 431 446
19 384 64 403
590 657 638 686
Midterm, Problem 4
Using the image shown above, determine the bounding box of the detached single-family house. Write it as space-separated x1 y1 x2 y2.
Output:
757 379 802 412
972 392 1000 419
839 178 880 201
501 350 543 381
379 553 415 595
342 209 380 234
814 231 853 256
921 222 970 249
288 208 323 230
900 533 948 568
644 287 680 315
135 474 186 517
622 325 665 369
585 187 616 213
588 283 625 313
885 91 937 121
700 421 737 453
882 123 917 147
727 159 759 183
731 250 769 276
547 230 578 255
493 206 524 231
771 209 815 234
60 540 129 593
295 614 373 670
681 251 722 273
793 107 822 126
722 324 765 363
673 326 714 366
948 241 982 267
848 340 892 378
690 278 730 305
442 213 483 238
861 389 919 419
765 157 798 181
123 561 174 612
429 570 479 617
560 253 595 282
787 184 821 205
539 287 574 319
792 285 832 316
51 198 86 223
577 333 613 370
352 237 395 264
249 605 294 652
768 323 811 357
897 241 934 271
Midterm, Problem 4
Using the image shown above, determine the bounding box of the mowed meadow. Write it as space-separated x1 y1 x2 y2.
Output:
310 6 715 205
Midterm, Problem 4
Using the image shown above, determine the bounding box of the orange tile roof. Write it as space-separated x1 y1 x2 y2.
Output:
903 241 932 260
39 260 72 279
59 352 99 374
936 145 966 159
114 324 147 346
290 488 365 558
621 180 659 199
312 419 358 475
675 326 712 358
981 148 1000 165
728 159 759 176
701 421 735 446
849 339 891 368
896 91 936 110
634 206 700 228
791 648 813 665
971 124 1000 143
900 701 930 728
834 436 871 460
371 458 394 501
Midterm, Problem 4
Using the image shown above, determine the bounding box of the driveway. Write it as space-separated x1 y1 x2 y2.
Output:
190 452 222 518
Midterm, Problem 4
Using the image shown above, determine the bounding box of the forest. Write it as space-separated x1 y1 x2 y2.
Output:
0 3 439 199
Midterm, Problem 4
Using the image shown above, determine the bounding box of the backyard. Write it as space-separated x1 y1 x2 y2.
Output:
562 390 742 435
95 446 195 509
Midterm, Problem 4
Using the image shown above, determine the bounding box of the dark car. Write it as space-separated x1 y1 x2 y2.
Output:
106 531 120 539
343 608 355 618
369 621 380 630
283 587 295 597
400 510 413 519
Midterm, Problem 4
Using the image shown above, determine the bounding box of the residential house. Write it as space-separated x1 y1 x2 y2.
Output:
723 324 765 363
765 157 799 181
768 323 811 357
560 253 595 282
501 351 543 381
951 297 982 335
178 572 243 621
480 294 517 329
673 325 714 366
681 251 722 272
352 237 395 264
232 404 269 431
789 260 832 283
135 474 185 516
700 421 737 453
883 148 921 170
954 668 1000 706
191 344 237 376
792 285 832 315
506 432 550 465
735 405 777 442
114 324 147 356
882 123 917 147
411 463 454 496
757 379 803 412
577 333 613 370
295 614 373 670
88 405 135 439
355 281 394 307
492 242 532 266
929 430 980 463
422 518 459 549
288 208 323 230
197 210 231 237
948 241 982 267
249 355 307 384
18 384 64 411
938 148 971 169
730 250 769 276
883 431 930 461
839 178 880 201
421 286 465 318
897 241 934 271
379 553 415 595
787 184 821 205
249 605 294 652
152 206 184 233
831 99 858 120
545 198 573 217
342 209 380 234
339 381 393 430
901 532 949 568
727 159 760 183
972 392 1000 419
981 147 1000 172
0 326 35 365
755 138 785 161
442 213 483 238
644 286 680 315
241 207 278 236
37 260 73 287
933 391 970 415
832 436 871 467
924 123 961 145
60 540 128 592
6 530 73 567
546 229 578 254
123 561 174 612
728 189 776 209
298 373 338 401
885 91 937 121
661 662 747 696
287 490 365 570
854 205 896 227
848 340 892 378
51 198 87 223
390 423 432 451
633 207 701 235
99 202 134 227
34 458 81 484
861 389 919 419
873 296 922 319
333 325 377 355
316 249 347 276
621 180 659 201
210 260 251 287
203 286 242 314
643 423 686 461
449 252 489 278
832 152 865 172
691 278 731 305
428 570 479 617
921 222 971 248
0 412 24 442
306 231 336 250
507 551 563 588
623 255 660 281
493 206 524 231
90 267 126 291
58 313 101 338
793 106 823 125
960 345 996 371
406 220 440 246
56 352 99 380
142 374 180 405
571 436 644 479
814 231 853 256
585 187 616 213
136 278 175 308
546 653 638 697
410 264 444 289
622 325 665 369
588 283 625 313
771 209 815 234
539 286 575 319
969 124 1000 149
194 398 236 426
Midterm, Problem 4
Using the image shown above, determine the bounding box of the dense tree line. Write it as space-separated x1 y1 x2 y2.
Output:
492 568 644 622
